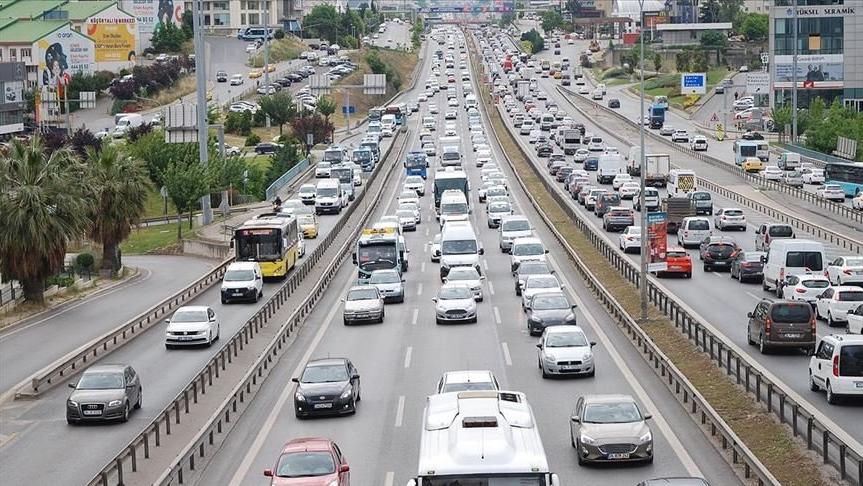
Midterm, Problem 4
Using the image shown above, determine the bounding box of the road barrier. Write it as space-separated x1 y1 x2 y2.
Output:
86 129 409 486
558 86 863 227
265 157 310 201
499 81 862 484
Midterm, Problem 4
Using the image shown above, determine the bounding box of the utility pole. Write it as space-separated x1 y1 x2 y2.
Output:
192 0 213 225
790 0 798 143
263 0 271 128
638 0 648 322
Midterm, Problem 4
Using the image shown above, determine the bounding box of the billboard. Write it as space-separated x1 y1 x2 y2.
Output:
86 4 138 64
774 54 843 85
647 212 668 272
35 26 95 88
123 0 185 51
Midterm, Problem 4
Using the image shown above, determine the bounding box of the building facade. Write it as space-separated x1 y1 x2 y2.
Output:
0 62 27 135
769 1 863 112
744 0 772 13
180 0 282 32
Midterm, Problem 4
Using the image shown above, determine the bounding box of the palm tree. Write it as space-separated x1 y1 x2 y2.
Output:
316 96 337 142
85 145 152 276
0 137 93 304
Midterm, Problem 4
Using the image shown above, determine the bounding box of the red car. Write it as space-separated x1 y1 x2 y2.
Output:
264 438 350 485
659 246 692 278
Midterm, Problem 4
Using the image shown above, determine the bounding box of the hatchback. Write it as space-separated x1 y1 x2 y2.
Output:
435 370 500 393
713 208 746 231
603 207 635 232
815 286 863 327
434 283 478 323
570 394 653 465
730 251 765 283
537 325 595 376
780 274 830 303
699 237 739 271
264 438 350 485
747 299 815 354
66 364 141 424
659 246 692 278
525 291 578 335
809 334 863 403
293 358 360 418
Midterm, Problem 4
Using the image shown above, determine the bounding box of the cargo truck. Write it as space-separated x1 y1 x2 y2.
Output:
644 154 671 187
663 197 696 234
649 104 665 129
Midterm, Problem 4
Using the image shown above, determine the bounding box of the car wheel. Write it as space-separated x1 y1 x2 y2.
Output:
220 297 227 304
66 417 77 425
120 402 130 423
762 279 770 292
343 317 350 326
809 372 820 391
135 390 142 410
165 343 173 350
576 442 586 466
826 381 838 404
703 264 709 271
541 364 549 379
759 334 769 354
828 312 837 327
435 317 441 325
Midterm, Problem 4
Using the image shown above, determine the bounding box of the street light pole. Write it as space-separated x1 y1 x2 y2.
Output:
638 0 648 322
192 0 213 225
791 0 798 143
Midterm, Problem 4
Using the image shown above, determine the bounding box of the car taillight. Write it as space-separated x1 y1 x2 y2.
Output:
764 317 772 333
843 269 853 275
833 355 839 377
796 288 806 294
810 317 816 334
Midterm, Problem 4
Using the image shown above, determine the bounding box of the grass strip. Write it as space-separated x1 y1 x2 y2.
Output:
482 83 830 486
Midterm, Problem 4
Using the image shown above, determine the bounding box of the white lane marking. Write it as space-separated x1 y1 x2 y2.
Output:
501 342 513 366
712 272 722 277
423 243 428 254
404 346 412 368
494 306 502 325
483 259 489 271
227 268 356 486
745 291 762 301
411 308 419 325
385 472 394 486
425 227 430 236
417 283 423 296
395 395 406 427
421 261 426 272
546 255 702 477
488 280 495 296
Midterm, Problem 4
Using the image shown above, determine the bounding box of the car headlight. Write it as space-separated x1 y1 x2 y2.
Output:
639 431 652 444
340 387 352 399
248 285 257 291
529 316 542 324
295 392 306 402
544 354 556 362
108 399 123 407
67 400 78 407
580 433 596 445
583 352 593 361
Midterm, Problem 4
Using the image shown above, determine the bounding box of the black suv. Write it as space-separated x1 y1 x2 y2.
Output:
747 299 815 354
699 236 740 271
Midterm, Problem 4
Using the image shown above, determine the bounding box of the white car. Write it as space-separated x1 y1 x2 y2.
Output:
671 130 690 143
315 161 332 178
220 261 263 304
611 173 632 190
403 176 425 196
809 334 863 403
447 97 459 107
825 256 863 286
761 165 783 181
815 286 863 326
165 305 220 348
428 104 439 114
436 370 500 393
422 143 437 157
618 226 641 253
443 266 485 301
536 325 595 377
802 167 825 185
298 183 316 205
690 136 708 151
520 274 564 310
578 85 590 95
618 182 640 199
847 307 863 334
574 148 590 162
817 183 846 202
781 274 830 303
853 193 863 210
510 237 548 273
587 137 605 152
229 74 244 85
434 283 478 324
591 89 603 100
713 208 746 231
444 110 457 120
418 94 427 102
430 234 441 262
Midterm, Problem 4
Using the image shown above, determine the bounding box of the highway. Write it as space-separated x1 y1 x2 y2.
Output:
494 28 863 440
0 127 400 485
188 27 740 486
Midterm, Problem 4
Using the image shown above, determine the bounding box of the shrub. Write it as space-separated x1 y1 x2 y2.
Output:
274 28 285 39
46 275 75 288
76 253 95 270
225 111 252 135
245 133 261 146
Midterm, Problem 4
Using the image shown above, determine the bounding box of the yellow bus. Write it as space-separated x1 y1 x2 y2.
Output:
233 215 299 278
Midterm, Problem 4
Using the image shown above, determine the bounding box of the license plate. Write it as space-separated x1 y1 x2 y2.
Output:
176 336 194 341
83 410 102 416
784 333 802 339
561 366 578 371
314 403 333 409
608 453 630 459
232 292 243 296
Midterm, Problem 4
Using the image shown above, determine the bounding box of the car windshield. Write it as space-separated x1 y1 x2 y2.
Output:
77 372 124 390
691 192 710 200
448 268 480 280
532 294 569 310
724 210 743 217
347 288 378 300
667 250 687 258
489 203 511 213
406 176 423 185
838 290 863 302
370 271 401 284
769 226 794 237
528 276 558 288
441 381 495 393
546 332 588 348
317 187 338 197
744 252 765 262
439 286 473 299
513 243 545 256
770 304 811 323
582 402 642 423
171 310 208 322
276 451 335 478
441 203 469 215
441 239 477 255
503 219 530 232
396 210 414 219
301 364 348 383
224 270 255 282
840 346 863 377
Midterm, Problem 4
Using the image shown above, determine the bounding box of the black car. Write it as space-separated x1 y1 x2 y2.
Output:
699 236 740 271
526 291 577 336
742 131 764 140
287 72 304 82
273 77 292 87
215 70 228 82
731 251 765 282
607 98 621 108
515 262 555 296
255 142 281 154
293 358 360 418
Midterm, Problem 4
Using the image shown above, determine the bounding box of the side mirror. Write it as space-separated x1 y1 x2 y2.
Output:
747 312 754 318
545 249 549 253
264 469 273 477
291 377 299 383
229 240 234 249
351 373 360 380
570 416 580 423
432 298 438 303
644 413 653 420
340 298 345 303
352 252 357 264
165 318 171 324
480 276 486 281
590 341 597 347
479 248 485 255
550 473 561 486
68 382 77 389
535 342 544 349
406 480 418 486
339 464 350 473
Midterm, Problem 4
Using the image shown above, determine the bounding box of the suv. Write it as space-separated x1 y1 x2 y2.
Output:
699 236 740 271
594 193 622 218
603 207 635 232
809 334 863 404
747 299 816 354
755 223 795 251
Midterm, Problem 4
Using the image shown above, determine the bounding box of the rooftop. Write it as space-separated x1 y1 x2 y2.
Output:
0 0 66 20
656 22 733 31
0 18 67 43
50 0 115 20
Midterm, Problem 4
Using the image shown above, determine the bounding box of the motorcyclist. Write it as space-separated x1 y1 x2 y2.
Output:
273 196 282 211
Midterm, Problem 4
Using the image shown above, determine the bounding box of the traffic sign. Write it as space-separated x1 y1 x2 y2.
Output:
681 73 706 95
709 113 719 123
746 72 769 94
342 105 356 114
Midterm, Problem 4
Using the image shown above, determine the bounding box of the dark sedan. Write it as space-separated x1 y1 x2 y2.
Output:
731 250 765 283
537 142 554 157
584 156 599 171
215 70 228 82
255 142 282 154
293 358 360 418
699 237 740 272
66 364 141 424
526 292 577 336
607 98 621 108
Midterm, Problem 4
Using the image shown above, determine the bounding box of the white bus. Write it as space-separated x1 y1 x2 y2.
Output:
407 390 560 486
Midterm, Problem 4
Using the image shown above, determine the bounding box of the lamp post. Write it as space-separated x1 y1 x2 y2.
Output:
637 0 648 322
791 0 798 143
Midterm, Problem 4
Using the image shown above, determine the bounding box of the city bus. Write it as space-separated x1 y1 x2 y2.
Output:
825 161 863 197
233 215 299 278
405 150 428 179
406 390 560 486
354 227 402 282
733 140 759 166
385 104 407 125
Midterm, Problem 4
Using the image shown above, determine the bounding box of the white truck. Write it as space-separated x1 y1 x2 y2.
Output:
560 128 581 155
644 154 671 187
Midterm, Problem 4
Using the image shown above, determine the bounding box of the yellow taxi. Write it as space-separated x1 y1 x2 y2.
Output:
741 157 763 173
553 71 563 79
298 213 319 238
265 64 276 73
248 69 263 79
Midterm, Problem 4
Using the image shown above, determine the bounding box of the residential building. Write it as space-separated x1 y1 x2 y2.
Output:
744 0 772 13
655 22 733 47
0 61 27 135
178 0 281 33
769 1 863 112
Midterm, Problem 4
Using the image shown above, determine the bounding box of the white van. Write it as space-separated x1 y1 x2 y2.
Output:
626 145 642 176
464 94 478 110
112 113 144 138
677 217 712 248
596 153 625 184
763 239 826 294
315 178 344 215
668 169 697 196
539 113 555 131
438 190 470 226
220 261 263 303
380 114 397 136
439 221 483 280
778 152 802 171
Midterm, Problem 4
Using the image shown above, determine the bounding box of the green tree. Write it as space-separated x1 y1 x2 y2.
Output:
700 31 728 50
303 5 341 43
520 40 534 54
773 105 792 135
738 13 768 41
520 29 544 53
267 142 303 187
316 96 337 142
692 51 710 73
540 11 564 33
162 160 211 239
85 145 151 276
259 91 297 135
126 130 197 187
654 53 663 73
699 0 743 23
225 110 252 135
675 51 691 72
0 138 93 303
151 21 186 52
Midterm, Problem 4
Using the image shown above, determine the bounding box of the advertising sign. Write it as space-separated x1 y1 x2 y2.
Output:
36 26 95 88
2 80 24 104
746 72 770 94
680 73 706 95
647 212 668 272
123 0 185 51
774 54 843 86
86 5 137 63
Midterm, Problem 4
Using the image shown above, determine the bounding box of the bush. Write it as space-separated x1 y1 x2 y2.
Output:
76 253 95 269
225 111 252 135
601 67 626 80
46 275 75 288
274 28 285 39
245 133 261 146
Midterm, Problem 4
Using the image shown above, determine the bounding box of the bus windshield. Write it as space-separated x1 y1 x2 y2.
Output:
322 149 343 163
235 229 282 261
422 474 547 485
406 152 427 168
739 145 757 157
331 167 352 183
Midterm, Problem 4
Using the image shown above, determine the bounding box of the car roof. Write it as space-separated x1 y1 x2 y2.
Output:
83 363 127 373
442 370 495 384
227 261 259 271
543 324 582 335
582 393 637 404
280 437 334 453
348 285 378 293
306 358 349 367
176 305 210 312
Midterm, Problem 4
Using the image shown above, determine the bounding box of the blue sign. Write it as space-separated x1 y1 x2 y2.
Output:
342 105 356 114
680 73 706 95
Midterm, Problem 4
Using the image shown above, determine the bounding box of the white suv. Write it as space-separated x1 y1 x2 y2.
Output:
809 334 863 404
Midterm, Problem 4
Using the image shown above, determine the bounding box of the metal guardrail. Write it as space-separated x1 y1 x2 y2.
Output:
85 129 409 486
265 157 310 201
16 260 233 399
522 87 863 484
557 86 863 251
779 142 856 166
473 53 782 486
